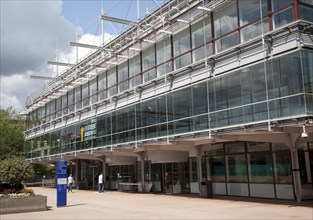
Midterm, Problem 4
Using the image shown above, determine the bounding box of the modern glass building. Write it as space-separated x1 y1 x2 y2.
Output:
24 0 313 202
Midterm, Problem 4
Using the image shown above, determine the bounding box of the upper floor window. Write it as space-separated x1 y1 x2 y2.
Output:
272 0 292 11
191 16 212 62
90 78 97 104
214 1 238 38
173 28 190 57
239 0 268 26
142 45 155 72
75 86 81 110
118 61 129 93
82 82 89 107
156 36 171 77
98 72 107 101
173 28 191 69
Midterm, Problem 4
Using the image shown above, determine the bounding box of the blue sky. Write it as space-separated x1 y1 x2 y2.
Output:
62 0 162 36
0 0 164 112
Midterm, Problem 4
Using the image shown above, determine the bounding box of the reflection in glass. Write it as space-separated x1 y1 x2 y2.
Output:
82 83 89 108
272 0 292 11
273 7 293 29
241 19 269 42
191 16 211 49
248 153 273 183
273 150 292 183
208 156 225 182
239 0 268 25
226 155 247 182
173 28 190 57
214 1 238 38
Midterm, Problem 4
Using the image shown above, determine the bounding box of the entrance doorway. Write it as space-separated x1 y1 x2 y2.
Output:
162 162 190 194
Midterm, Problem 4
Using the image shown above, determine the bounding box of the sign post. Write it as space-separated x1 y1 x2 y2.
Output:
56 160 67 207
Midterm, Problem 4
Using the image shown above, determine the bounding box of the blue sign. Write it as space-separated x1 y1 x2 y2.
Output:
56 160 67 207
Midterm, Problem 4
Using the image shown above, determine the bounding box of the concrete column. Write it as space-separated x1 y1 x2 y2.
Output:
135 151 146 191
290 146 302 203
140 153 145 186
195 146 204 194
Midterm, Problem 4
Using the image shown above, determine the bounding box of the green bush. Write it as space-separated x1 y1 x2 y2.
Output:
0 156 35 191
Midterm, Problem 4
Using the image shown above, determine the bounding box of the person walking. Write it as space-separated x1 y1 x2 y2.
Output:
67 174 74 193
98 173 104 193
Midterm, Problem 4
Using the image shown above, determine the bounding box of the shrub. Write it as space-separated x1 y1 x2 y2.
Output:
0 156 35 192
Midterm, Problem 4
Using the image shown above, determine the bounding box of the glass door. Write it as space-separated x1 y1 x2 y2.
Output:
163 163 173 194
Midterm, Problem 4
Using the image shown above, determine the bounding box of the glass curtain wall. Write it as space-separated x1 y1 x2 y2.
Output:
205 142 293 199
26 0 307 130
25 50 313 158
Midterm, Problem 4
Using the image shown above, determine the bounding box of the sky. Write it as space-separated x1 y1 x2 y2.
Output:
0 0 163 113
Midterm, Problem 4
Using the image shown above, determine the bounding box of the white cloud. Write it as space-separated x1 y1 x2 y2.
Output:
0 0 112 113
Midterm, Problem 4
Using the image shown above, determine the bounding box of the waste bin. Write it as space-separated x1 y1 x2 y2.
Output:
200 181 213 198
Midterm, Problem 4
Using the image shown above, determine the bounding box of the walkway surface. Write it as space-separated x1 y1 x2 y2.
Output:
2 187 313 220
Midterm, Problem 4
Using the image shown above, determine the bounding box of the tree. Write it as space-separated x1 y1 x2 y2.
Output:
0 107 25 160
0 107 55 181
0 156 35 189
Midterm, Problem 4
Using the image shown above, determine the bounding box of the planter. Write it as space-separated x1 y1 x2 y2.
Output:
0 195 47 214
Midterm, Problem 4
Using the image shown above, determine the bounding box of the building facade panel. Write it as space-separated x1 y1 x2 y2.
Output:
24 0 313 201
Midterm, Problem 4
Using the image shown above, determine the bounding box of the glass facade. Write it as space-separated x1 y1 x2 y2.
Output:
25 50 313 159
26 0 312 130
24 0 313 199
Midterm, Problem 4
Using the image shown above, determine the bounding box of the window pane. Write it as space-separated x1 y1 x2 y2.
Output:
156 37 171 65
172 87 192 120
241 19 269 42
143 69 156 83
108 87 117 97
272 7 293 29
273 149 292 184
214 1 238 38
130 75 141 88
129 55 141 78
173 28 190 57
142 45 155 71
267 52 303 99
272 0 292 11
208 156 225 182
227 155 247 182
192 44 212 63
300 6 313 24
118 62 128 82
118 81 129 93
239 0 268 26
191 16 211 49
248 153 273 183
302 51 313 94
157 62 171 77
215 32 238 53
82 83 89 107
62 94 67 115
90 78 97 104
300 0 313 4
174 53 191 70
107 67 116 87
192 82 208 115
68 90 74 113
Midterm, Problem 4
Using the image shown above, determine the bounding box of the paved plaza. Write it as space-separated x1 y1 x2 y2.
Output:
1 187 312 220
